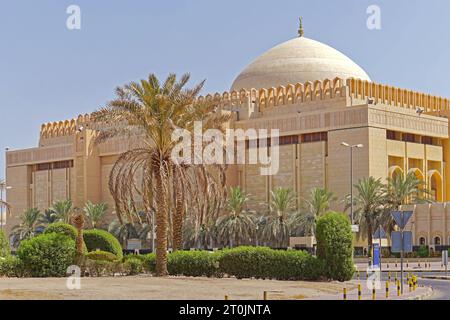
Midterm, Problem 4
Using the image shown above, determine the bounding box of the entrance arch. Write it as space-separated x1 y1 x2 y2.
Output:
428 170 443 202
388 166 403 180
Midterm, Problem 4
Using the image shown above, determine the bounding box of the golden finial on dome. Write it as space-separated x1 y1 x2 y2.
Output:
298 17 304 37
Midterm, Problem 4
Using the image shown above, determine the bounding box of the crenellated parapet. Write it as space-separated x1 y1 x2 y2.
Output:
347 78 450 112
40 114 92 139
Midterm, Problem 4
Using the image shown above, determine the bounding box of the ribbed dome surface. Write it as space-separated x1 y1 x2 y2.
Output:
231 37 371 91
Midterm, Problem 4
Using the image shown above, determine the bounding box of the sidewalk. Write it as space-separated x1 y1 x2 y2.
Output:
355 261 448 273
307 280 432 300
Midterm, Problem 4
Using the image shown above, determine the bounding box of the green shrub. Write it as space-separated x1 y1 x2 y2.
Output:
0 230 10 258
218 246 323 281
124 258 143 275
44 222 87 253
86 250 118 262
168 250 222 278
84 259 117 277
0 256 26 277
17 233 76 277
123 254 147 263
83 229 123 260
316 212 355 282
417 245 429 258
143 253 156 273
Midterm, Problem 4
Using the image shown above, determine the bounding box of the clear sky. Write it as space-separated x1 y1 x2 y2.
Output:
1 0 450 176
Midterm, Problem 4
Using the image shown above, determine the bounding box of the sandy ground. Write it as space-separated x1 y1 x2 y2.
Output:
0 276 353 300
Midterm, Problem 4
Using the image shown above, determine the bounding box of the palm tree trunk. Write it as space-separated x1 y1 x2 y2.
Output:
172 169 184 251
155 165 169 277
367 218 373 257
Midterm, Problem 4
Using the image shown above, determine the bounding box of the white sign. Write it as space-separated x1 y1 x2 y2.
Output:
127 239 142 250
442 250 448 266
351 225 360 233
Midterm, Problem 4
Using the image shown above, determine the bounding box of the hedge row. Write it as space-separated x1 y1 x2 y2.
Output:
141 247 324 281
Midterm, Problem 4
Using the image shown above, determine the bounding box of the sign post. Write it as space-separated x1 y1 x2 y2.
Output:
391 211 413 294
443 250 449 277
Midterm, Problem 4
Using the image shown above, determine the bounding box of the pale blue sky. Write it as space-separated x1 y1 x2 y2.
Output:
1 0 450 176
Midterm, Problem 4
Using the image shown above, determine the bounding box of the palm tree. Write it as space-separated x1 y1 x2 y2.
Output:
216 187 255 247
10 208 41 245
382 172 429 232
91 73 229 276
84 201 108 229
108 219 150 247
49 199 73 223
38 209 59 225
351 177 386 252
291 187 335 238
261 187 297 248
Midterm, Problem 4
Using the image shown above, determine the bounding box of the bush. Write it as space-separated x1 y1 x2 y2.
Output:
123 254 147 263
44 222 87 253
83 229 123 260
17 233 76 277
143 253 156 273
417 245 429 258
168 250 222 278
124 258 143 275
84 259 117 277
86 250 118 262
316 212 355 282
0 256 26 277
218 247 323 280
0 230 10 258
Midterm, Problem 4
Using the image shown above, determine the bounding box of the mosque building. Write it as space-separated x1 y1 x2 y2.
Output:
5 21 450 249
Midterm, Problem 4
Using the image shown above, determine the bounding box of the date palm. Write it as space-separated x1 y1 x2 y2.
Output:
291 187 336 238
10 208 41 245
216 187 255 247
262 187 297 248
92 73 229 276
350 177 386 251
50 199 73 224
84 201 108 229
38 209 59 225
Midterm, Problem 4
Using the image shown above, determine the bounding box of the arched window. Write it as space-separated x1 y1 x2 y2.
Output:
434 236 441 246
419 237 426 245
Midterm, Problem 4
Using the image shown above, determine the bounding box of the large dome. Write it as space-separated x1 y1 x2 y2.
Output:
231 36 371 91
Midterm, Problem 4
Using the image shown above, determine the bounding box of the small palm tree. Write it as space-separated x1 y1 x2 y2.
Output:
291 187 336 237
382 172 429 232
38 209 59 225
261 187 297 248
216 187 255 247
108 219 150 247
351 177 386 251
50 199 73 223
10 208 41 245
84 201 108 229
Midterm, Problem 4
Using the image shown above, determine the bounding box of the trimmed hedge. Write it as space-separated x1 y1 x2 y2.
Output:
142 248 323 280
44 223 77 240
168 250 222 278
17 233 76 277
83 229 123 260
316 212 355 282
0 256 25 277
0 230 10 258
86 250 118 262
218 247 324 280
124 258 144 275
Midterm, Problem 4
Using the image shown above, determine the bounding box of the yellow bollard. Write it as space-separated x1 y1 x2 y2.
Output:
397 280 401 297
263 291 268 301
225 295 229 300
409 280 412 292
388 271 391 282
372 286 376 300
343 287 347 300
386 281 389 299
358 283 362 300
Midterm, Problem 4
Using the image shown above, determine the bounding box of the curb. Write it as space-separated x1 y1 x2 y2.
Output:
420 276 450 280
407 286 433 300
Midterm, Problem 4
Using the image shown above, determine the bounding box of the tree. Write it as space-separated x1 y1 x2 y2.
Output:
108 218 150 247
261 187 296 248
10 208 42 245
84 201 108 229
38 209 59 225
91 73 229 276
291 187 336 238
216 187 255 247
351 177 386 252
72 212 85 266
49 199 73 224
382 172 429 232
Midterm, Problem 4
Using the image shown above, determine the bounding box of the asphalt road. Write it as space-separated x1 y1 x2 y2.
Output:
354 271 450 299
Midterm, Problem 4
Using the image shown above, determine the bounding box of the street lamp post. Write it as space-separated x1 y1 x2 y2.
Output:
340 142 364 226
